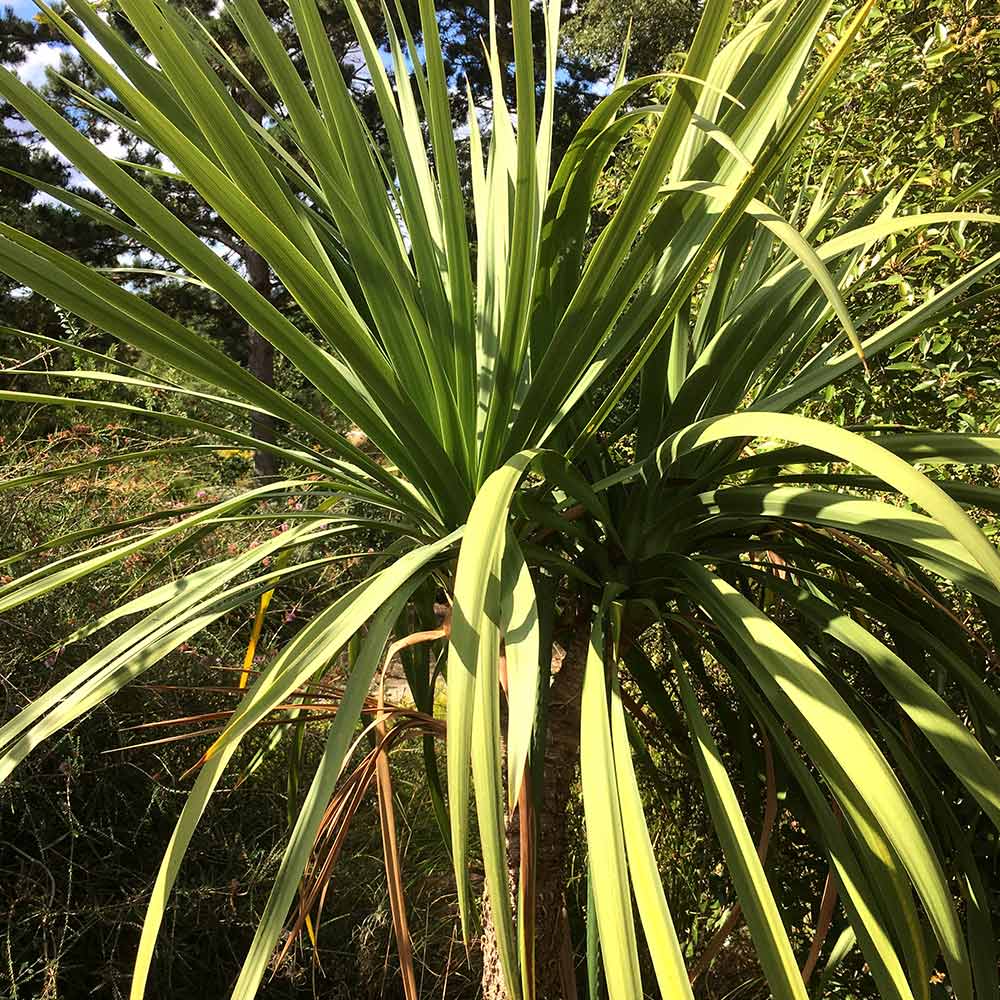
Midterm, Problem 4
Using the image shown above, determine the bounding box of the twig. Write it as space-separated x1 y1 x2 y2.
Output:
689 730 777 984
800 868 838 985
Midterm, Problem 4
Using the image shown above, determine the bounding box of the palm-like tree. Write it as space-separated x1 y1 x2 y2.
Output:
2 1 999 997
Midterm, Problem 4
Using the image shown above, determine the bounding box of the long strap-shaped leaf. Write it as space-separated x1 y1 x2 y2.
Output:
446 453 536 947
681 485 1000 606
0 524 338 780
0 233 393 490
723 665 918 1000
447 449 615 937
0 16 466 517
567 0 878 454
471 550 522 1000
513 0 735 452
414 0 475 425
657 180 862 360
752 571 1000 831
0 478 301 614
677 560 973 999
228 584 419 999
579 602 644 1000
674 654 809 1000
608 637 693 998
637 412 1000 588
500 536 541 812
0 390 379 496
129 533 459 998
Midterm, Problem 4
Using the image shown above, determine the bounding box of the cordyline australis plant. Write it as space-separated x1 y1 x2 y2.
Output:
2 0 1000 996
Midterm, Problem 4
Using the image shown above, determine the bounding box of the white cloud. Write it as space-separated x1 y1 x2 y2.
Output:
97 132 129 161
6 30 153 192
14 41 64 86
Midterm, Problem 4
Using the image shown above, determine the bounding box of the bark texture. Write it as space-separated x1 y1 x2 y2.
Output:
480 628 589 1000
244 247 278 482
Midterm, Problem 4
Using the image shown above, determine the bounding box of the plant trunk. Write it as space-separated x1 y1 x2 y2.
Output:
480 629 589 1000
244 248 278 482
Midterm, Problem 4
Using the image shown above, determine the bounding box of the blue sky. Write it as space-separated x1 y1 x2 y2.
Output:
4 3 129 188
8 1 67 84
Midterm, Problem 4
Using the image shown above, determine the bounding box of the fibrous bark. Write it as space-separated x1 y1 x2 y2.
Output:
480 628 589 1000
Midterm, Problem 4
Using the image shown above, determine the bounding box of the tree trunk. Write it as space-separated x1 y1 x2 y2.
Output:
480 629 589 1000
244 248 278 482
